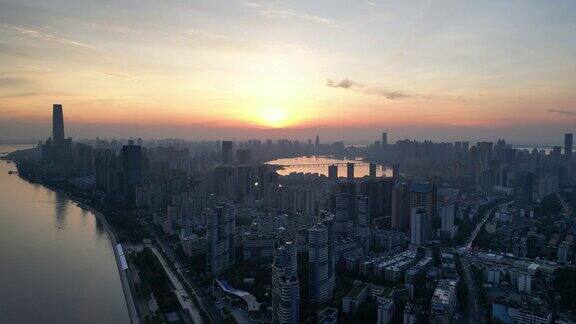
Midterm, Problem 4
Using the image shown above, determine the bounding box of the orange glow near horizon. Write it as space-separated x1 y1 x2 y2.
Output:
1 0 576 142
257 106 290 128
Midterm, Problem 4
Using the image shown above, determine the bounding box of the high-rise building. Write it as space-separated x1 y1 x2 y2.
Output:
328 164 338 180
409 182 437 246
377 297 394 324
409 182 437 219
391 183 410 230
122 140 142 203
514 172 534 206
392 164 400 182
272 241 300 324
346 163 355 181
356 195 370 251
47 103 73 166
308 215 336 305
221 140 233 165
430 279 458 323
206 203 236 277
95 149 120 194
333 192 350 236
315 135 320 152
374 141 381 152
565 133 573 161
462 141 469 157
439 205 457 239
476 141 493 163
553 146 562 160
360 178 394 223
369 163 377 178
382 132 388 147
481 169 494 197
52 104 65 147
410 207 428 246
236 149 251 165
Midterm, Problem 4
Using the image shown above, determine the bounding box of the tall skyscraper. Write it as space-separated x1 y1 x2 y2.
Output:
95 149 120 194
333 192 350 236
315 135 320 152
565 133 573 161
481 169 495 197
439 205 456 239
514 172 534 206
409 182 437 246
382 132 388 147
369 163 377 178
410 207 428 246
272 241 300 324
221 140 233 165
328 164 338 180
308 215 336 305
360 178 394 222
462 141 469 157
52 104 65 147
392 163 400 182
391 183 410 230
410 182 437 219
206 203 236 277
122 140 142 203
356 195 370 251
346 162 355 181
236 149 251 165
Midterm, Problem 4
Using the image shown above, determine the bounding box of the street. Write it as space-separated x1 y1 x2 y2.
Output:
147 243 204 324
457 201 511 323
150 231 225 324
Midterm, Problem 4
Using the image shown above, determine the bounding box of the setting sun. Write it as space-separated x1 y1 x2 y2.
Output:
259 107 289 128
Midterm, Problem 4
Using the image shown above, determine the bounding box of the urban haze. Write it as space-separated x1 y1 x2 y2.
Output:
1 1 576 324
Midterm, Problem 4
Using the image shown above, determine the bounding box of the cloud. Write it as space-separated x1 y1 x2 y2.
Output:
0 77 34 88
369 89 410 99
263 43 315 54
186 28 227 41
88 71 139 81
0 23 97 50
326 79 354 89
326 79 412 100
243 2 345 29
0 92 39 99
548 109 576 116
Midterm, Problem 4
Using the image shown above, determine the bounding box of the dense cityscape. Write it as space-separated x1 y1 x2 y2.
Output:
1 104 575 324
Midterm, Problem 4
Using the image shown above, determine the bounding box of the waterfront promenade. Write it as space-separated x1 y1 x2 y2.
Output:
75 203 141 324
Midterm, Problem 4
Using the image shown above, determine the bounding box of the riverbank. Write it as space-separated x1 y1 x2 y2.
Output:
11 162 140 324
77 202 141 324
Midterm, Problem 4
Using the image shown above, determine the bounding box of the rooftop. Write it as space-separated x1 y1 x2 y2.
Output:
346 283 369 300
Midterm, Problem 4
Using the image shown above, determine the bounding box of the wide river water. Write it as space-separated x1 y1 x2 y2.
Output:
267 155 392 178
0 145 129 323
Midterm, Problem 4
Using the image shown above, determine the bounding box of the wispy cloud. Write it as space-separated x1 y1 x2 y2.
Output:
243 2 345 29
0 77 34 88
186 28 228 41
0 92 39 99
326 79 412 100
263 42 315 54
548 109 576 116
0 23 97 50
88 71 139 82
0 90 76 99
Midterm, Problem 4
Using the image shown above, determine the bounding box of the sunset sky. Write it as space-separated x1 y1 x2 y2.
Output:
0 0 575 144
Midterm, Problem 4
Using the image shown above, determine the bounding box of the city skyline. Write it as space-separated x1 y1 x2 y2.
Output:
4 2 576 323
2 80 576 324
1 0 576 143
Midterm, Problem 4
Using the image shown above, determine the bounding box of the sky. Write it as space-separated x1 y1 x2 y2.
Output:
0 0 575 144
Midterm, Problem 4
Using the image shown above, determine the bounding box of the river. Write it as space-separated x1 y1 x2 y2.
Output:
266 155 392 177
0 145 130 323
